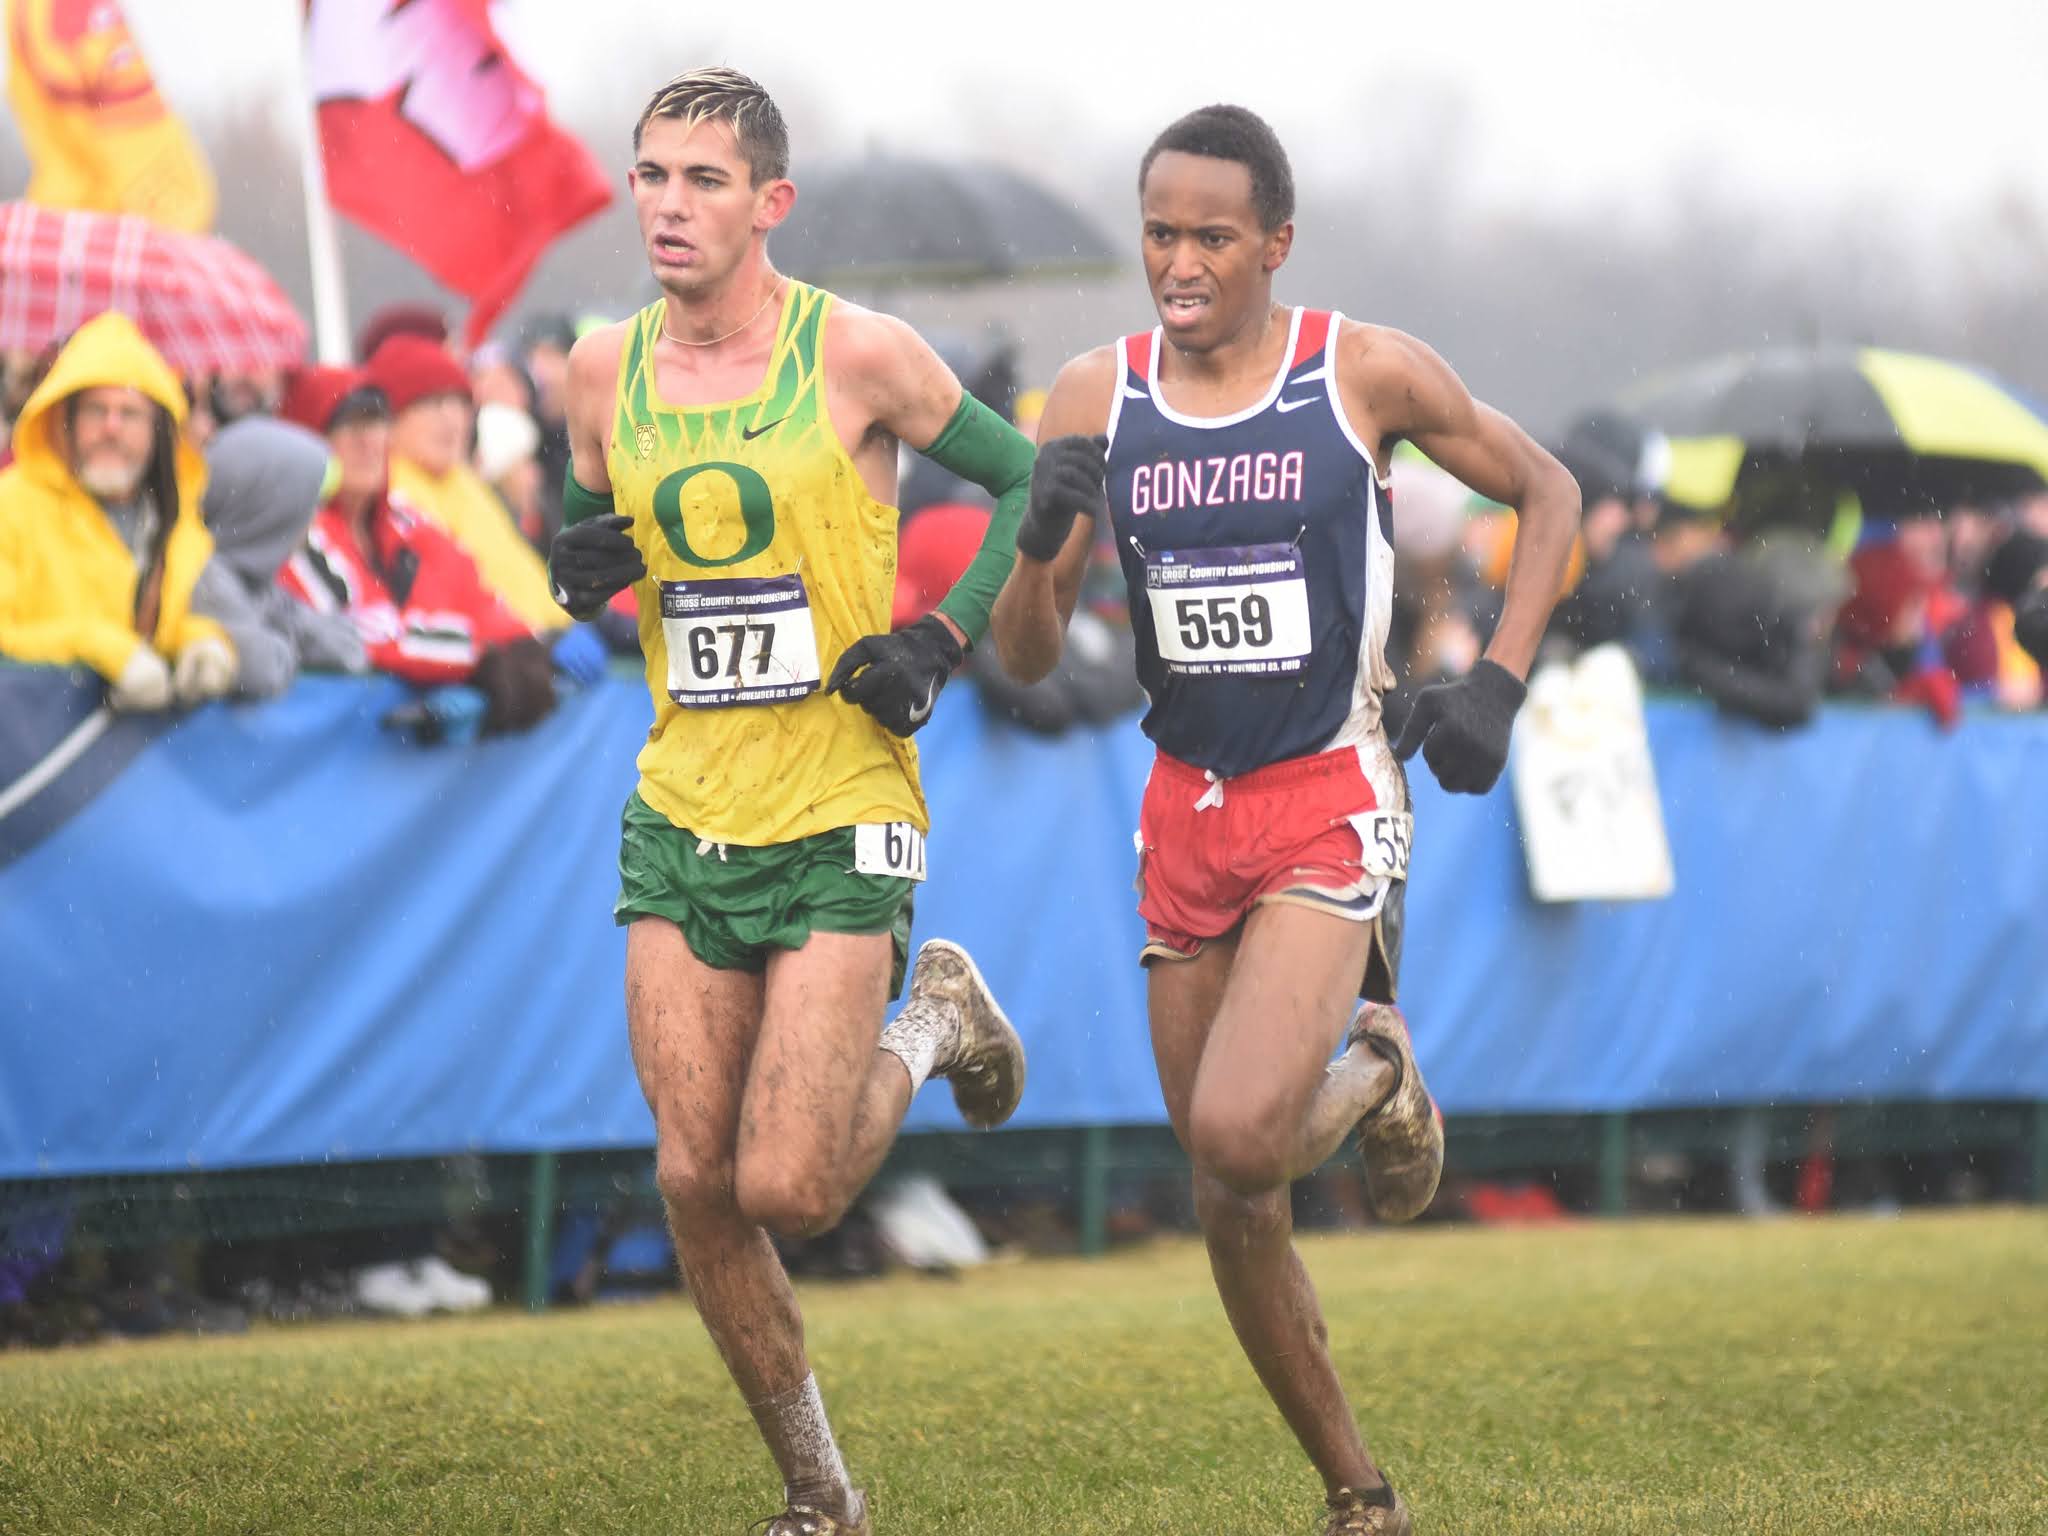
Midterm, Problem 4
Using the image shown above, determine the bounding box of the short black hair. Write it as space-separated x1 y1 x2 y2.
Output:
1139 105 1295 230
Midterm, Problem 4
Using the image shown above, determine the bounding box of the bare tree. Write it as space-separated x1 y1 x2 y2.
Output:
7 92 2044 426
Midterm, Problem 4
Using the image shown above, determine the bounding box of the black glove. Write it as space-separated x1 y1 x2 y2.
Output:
548 514 645 621
826 614 964 736
1392 658 1527 794
1016 434 1108 562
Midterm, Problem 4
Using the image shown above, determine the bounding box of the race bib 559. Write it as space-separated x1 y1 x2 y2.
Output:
1144 542 1312 678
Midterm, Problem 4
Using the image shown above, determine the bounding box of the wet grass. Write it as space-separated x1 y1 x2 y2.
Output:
3 1209 2043 1534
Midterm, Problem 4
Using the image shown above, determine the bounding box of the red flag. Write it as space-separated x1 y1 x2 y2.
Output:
305 0 612 347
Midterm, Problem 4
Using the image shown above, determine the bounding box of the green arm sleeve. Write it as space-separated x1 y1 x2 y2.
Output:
917 393 1036 646
561 472 615 528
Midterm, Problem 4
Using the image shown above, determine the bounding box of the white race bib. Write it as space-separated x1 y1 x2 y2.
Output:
1348 809 1413 882
854 822 927 881
1144 542 1313 677
661 573 820 708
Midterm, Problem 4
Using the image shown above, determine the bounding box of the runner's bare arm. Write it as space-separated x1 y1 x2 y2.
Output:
548 325 643 619
564 324 627 497
831 308 1036 649
829 306 964 463
989 347 1118 684
1341 324 1580 679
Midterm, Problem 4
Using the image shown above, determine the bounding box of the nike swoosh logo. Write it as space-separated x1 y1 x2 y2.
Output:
741 415 789 440
1276 396 1319 413
906 680 937 725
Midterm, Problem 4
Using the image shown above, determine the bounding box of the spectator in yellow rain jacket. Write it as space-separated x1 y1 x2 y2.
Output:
0 312 236 711
366 335 561 634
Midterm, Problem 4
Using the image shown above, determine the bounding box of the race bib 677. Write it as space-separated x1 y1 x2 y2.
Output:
661 572 820 708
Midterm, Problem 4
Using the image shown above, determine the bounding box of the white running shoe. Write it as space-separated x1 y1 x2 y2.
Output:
350 1261 437 1318
415 1256 492 1313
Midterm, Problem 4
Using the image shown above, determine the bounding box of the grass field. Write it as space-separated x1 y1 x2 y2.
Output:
3 1210 2043 1535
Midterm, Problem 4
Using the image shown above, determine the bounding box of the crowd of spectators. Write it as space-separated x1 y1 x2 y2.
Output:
0 306 644 1333
7 308 2043 751
1384 412 2048 735
0 302 629 750
4 311 2046 1339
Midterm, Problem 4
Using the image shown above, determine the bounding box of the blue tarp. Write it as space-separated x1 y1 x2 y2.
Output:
2 671 2043 1177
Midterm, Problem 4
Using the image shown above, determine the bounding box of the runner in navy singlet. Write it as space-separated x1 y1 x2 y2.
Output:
991 107 1581 1536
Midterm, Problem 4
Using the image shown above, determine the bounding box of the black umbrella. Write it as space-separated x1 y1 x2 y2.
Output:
1620 346 2048 518
772 154 1118 288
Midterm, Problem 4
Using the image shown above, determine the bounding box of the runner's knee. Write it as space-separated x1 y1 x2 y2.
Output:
1187 1092 1291 1194
653 1143 736 1227
734 1156 848 1240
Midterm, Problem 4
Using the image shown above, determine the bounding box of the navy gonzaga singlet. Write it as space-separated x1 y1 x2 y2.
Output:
1107 308 1397 779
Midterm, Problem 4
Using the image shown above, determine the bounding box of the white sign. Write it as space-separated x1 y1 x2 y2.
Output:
1509 645 1674 903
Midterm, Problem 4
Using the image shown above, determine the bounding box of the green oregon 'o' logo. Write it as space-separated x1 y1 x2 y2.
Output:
653 461 775 567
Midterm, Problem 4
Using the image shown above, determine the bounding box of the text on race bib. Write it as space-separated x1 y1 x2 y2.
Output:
661 572 820 708
1347 809 1413 882
1143 542 1313 677
854 822 927 882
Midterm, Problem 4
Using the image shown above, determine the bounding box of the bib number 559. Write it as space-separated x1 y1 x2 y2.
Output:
1173 592 1274 652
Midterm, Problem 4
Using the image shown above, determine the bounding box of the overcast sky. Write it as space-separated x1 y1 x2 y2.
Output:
38 0 2041 222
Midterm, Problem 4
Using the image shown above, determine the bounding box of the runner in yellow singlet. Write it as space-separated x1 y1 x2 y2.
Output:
546 69 1039 1536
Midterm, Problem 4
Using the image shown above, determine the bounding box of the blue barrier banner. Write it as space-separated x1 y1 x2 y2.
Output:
1 670 2043 1176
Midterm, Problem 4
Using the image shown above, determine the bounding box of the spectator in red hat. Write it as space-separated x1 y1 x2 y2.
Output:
367 335 563 636
276 364 555 732
1830 540 1964 729
354 302 450 366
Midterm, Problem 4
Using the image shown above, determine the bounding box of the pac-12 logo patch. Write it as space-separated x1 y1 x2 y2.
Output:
635 423 658 460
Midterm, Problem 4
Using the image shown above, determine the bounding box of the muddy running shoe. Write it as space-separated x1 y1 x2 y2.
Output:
910 939 1026 1129
1350 1003 1445 1223
1325 1480 1413 1535
751 1490 871 1535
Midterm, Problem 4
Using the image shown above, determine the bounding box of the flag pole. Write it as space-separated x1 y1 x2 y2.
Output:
296 27 350 364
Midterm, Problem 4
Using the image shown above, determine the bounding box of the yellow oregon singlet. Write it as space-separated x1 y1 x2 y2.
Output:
607 282 925 846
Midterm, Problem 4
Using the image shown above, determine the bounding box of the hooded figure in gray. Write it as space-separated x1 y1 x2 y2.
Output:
190 417 367 698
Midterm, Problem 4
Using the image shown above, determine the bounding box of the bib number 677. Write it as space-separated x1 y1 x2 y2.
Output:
688 621 775 680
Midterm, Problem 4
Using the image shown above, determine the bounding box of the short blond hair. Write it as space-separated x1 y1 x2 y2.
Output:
634 67 789 184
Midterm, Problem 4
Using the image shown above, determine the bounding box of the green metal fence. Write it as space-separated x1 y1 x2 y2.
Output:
6 1101 2041 1313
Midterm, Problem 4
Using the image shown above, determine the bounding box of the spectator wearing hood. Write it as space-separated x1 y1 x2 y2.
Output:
190 417 368 699
367 336 562 635
0 312 235 710
1550 414 1669 663
276 366 554 732
1674 531 1847 730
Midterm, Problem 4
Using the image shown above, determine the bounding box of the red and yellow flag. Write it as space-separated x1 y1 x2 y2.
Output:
4 0 215 232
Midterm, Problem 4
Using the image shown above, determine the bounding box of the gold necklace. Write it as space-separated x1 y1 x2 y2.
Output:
660 280 785 349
